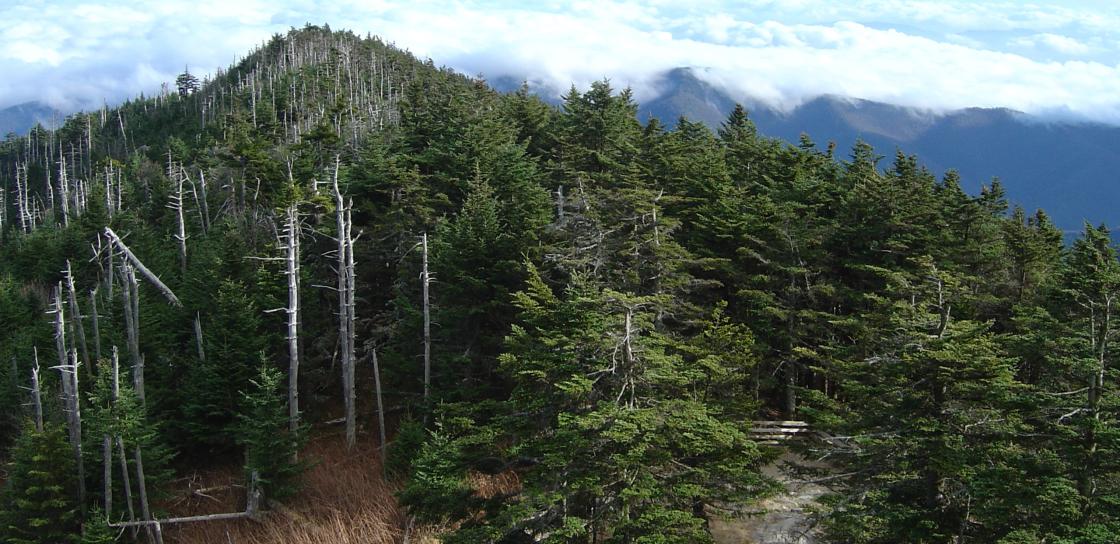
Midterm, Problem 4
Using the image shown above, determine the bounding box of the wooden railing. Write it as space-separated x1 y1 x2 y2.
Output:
750 420 813 444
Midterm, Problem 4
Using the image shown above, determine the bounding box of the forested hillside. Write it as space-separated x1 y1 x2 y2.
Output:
1 25 1119 544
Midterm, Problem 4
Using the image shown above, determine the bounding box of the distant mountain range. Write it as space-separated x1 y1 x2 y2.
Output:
0 102 62 137
498 68 1119 233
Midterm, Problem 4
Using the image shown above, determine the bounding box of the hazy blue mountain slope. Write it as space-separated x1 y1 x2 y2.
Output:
0 102 62 136
636 68 1120 232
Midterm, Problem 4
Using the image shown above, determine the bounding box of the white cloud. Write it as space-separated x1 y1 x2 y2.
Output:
1012 33 1092 55
0 0 1118 125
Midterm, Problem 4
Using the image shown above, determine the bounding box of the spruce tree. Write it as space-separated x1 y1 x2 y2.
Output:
1 421 81 544
237 358 304 501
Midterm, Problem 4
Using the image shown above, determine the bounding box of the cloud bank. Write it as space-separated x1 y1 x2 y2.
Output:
1 0 1119 124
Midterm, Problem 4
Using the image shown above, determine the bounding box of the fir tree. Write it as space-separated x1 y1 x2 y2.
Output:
1 421 81 544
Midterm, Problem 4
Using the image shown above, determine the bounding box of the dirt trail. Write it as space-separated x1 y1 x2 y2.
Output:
710 452 832 544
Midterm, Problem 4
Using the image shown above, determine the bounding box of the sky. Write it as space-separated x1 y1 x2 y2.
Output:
2 0 1119 123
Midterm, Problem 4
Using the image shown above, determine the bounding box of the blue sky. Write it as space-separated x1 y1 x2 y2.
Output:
2 1 1119 123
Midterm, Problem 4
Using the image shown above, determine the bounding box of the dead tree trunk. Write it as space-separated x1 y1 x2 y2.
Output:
56 351 85 506
345 203 358 443
30 352 43 432
168 159 189 274
116 437 139 540
90 289 103 362
64 261 91 374
58 150 70 228
332 159 357 448
105 227 182 307
422 232 431 400
135 444 163 544
196 170 211 233
283 204 301 435
121 263 145 406
372 348 386 470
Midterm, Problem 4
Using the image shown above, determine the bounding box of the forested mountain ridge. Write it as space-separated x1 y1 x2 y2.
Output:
0 102 62 138
633 67 1120 233
1 24 1119 544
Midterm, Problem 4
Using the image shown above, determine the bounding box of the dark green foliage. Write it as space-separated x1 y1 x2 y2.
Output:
80 508 118 544
1 421 80 544
402 267 772 542
181 279 267 450
2 25 1120 544
237 358 305 501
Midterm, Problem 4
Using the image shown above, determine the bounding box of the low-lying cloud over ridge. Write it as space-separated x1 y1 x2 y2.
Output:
2 0 1118 124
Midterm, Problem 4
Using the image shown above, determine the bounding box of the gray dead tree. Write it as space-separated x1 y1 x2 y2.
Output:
167 155 189 274
120 262 143 405
58 149 70 228
283 204 302 435
90 289 103 362
29 352 43 432
64 260 91 375
332 159 358 448
167 162 207 363
422 232 431 400
104 227 182 307
54 350 85 506
371 348 386 468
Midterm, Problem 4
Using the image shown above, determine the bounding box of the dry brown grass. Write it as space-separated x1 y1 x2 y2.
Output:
164 431 415 544
160 428 524 544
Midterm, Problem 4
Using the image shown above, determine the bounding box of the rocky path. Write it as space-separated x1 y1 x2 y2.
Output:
710 452 833 544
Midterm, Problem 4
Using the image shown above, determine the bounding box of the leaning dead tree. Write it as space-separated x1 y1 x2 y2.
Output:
332 160 359 448
371 348 386 463
104 226 182 307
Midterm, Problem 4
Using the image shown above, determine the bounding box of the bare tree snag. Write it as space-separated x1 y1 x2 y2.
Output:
115 436 140 539
332 158 357 448
168 156 189 274
30 352 43 432
58 149 70 228
372 348 386 471
121 263 145 406
422 232 431 400
90 289 103 362
64 261 91 375
52 284 69 374
56 351 85 506
134 443 163 544
112 349 140 539
104 227 182 307
345 203 357 444
193 312 206 363
283 204 302 435
196 170 211 233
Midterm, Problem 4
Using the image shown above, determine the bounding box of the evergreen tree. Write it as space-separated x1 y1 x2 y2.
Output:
237 358 305 501
1 421 81 544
